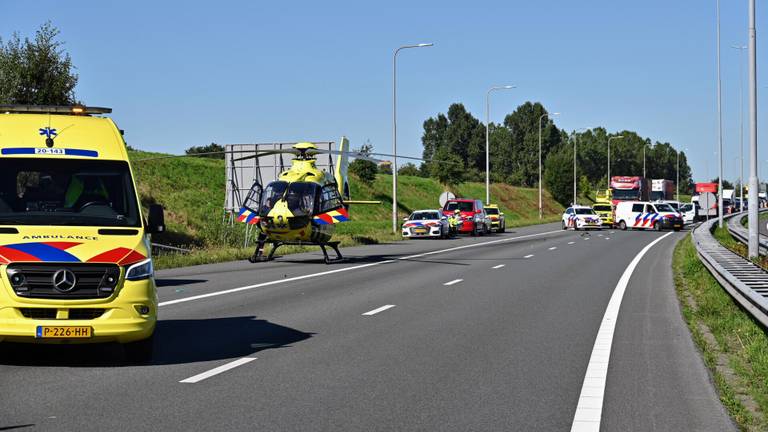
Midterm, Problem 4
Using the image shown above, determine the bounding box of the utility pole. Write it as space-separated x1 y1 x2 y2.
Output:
733 44 747 212
717 0 724 228
747 0 758 257
392 43 433 233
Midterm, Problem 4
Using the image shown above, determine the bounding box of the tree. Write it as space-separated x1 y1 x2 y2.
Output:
710 178 734 190
185 143 225 159
0 22 78 105
398 163 420 176
430 146 465 187
544 147 575 207
421 103 485 181
349 143 377 185
498 102 564 187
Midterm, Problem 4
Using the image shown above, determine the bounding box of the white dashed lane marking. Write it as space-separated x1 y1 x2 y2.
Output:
362 305 396 316
443 279 463 286
180 357 257 384
524 254 534 259
549 247 557 250
568 241 575 245
492 264 505 269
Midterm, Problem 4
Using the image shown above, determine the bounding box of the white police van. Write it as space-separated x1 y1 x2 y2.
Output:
615 201 683 231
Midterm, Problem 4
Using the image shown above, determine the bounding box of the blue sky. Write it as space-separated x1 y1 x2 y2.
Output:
2 0 767 182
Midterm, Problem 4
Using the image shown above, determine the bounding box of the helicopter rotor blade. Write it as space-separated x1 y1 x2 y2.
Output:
303 148 384 163
308 148 461 165
231 149 301 162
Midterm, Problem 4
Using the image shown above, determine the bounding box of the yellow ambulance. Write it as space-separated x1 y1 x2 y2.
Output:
0 105 164 362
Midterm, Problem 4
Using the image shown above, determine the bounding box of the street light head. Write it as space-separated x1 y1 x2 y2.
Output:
503 85 516 89
417 43 434 47
552 112 561 116
615 135 624 139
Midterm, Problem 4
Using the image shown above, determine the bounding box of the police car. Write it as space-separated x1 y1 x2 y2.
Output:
402 210 451 238
614 201 683 231
561 205 603 230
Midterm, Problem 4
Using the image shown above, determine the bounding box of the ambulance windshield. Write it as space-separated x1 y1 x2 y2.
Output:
0 158 141 227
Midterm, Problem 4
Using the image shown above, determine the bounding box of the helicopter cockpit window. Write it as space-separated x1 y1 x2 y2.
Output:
319 184 343 213
260 181 288 216
285 182 318 217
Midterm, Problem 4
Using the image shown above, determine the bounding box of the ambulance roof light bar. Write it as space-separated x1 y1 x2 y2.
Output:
0 105 112 115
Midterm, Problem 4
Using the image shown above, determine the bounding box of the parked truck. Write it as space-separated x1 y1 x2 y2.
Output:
650 179 675 201
610 176 649 205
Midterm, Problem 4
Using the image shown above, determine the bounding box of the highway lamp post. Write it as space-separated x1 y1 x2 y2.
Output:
747 0 758 257
572 128 588 205
733 44 747 212
607 135 624 188
538 112 560 218
485 85 516 205
392 43 433 233
643 146 646 179
716 0 725 228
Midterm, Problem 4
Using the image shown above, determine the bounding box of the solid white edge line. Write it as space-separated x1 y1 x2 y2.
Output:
180 357 257 383
443 279 463 286
159 229 563 307
569 232 673 432
492 264 505 269
362 304 396 316
524 254 534 258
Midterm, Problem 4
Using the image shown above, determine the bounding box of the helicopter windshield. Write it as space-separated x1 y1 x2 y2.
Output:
260 181 289 216
285 182 318 216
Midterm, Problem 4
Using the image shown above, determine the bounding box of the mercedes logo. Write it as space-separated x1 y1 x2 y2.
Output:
52 269 77 293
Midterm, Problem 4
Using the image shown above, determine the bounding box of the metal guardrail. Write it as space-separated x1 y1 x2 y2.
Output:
726 210 768 255
151 242 191 254
693 215 768 327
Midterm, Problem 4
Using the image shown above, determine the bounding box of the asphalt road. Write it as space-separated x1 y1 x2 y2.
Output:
0 223 735 431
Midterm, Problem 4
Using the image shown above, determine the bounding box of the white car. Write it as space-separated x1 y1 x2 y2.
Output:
402 210 450 238
679 203 697 224
615 201 684 231
562 205 603 230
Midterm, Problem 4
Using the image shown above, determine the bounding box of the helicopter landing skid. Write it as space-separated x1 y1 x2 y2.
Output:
248 237 344 265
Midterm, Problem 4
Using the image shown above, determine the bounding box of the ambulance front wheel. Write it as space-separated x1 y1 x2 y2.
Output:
619 220 627 230
562 221 567 230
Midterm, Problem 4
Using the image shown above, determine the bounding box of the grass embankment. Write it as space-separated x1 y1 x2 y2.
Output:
674 235 768 430
129 150 564 269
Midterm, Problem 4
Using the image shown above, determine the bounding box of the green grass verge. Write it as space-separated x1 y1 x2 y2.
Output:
673 235 768 430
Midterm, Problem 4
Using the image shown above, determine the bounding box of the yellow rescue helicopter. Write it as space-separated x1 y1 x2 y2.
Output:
234 137 382 264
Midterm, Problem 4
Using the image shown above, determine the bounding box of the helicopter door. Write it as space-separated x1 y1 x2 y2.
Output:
319 183 343 213
241 182 263 213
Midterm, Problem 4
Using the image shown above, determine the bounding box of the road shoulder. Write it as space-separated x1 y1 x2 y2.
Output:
601 232 736 431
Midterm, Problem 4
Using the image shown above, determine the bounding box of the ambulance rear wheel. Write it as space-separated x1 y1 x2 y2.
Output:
619 220 627 230
654 221 662 231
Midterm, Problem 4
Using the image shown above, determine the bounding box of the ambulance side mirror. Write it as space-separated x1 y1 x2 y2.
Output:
147 204 166 234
